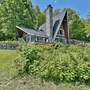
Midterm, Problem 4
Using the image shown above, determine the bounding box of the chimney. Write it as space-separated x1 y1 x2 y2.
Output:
45 4 53 42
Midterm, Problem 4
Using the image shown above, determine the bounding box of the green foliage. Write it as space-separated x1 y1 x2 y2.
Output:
34 5 45 28
18 44 90 84
0 50 90 90
83 13 90 41
0 0 45 40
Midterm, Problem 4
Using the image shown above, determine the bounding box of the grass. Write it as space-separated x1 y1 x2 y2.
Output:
0 50 18 69
0 50 18 77
0 49 90 90
0 50 18 90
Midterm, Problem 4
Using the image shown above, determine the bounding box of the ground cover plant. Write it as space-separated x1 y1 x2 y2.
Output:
18 43 90 85
0 44 90 90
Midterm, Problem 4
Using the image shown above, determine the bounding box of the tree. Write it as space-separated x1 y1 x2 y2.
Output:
34 5 45 29
0 0 37 40
83 12 90 41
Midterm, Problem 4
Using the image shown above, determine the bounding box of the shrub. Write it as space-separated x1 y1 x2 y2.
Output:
18 43 90 84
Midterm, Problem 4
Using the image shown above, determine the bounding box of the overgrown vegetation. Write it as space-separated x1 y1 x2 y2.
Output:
17 43 90 85
0 49 90 90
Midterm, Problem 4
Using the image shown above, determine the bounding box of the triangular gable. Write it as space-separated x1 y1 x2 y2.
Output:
53 12 66 26
53 11 66 41
39 11 66 31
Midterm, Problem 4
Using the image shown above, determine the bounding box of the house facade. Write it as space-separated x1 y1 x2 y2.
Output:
16 5 69 43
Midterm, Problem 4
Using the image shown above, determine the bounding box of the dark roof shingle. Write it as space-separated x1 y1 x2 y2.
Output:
16 26 46 37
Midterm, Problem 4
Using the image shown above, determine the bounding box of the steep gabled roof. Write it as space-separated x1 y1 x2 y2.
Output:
16 26 46 37
16 11 67 39
39 11 66 31
39 23 46 31
53 11 66 40
53 11 66 25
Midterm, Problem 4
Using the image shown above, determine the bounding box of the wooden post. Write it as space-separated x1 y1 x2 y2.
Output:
62 12 69 44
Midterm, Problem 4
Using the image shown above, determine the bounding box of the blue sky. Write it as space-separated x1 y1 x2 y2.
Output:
32 0 90 18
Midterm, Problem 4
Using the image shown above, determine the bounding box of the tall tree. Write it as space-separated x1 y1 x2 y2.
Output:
34 5 45 29
83 12 90 41
0 0 37 40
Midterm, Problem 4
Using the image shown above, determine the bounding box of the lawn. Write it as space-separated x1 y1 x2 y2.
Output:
0 50 18 69
0 49 90 90
0 50 18 89
0 50 18 77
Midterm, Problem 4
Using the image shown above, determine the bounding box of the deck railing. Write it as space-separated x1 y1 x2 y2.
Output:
0 41 18 49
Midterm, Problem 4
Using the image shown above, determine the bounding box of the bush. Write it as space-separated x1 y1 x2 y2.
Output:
18 43 90 84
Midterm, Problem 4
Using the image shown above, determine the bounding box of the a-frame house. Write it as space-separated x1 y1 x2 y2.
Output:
16 5 69 43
